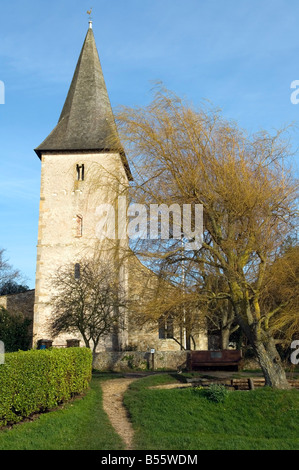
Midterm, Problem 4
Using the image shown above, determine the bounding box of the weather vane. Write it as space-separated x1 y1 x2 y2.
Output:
87 7 93 28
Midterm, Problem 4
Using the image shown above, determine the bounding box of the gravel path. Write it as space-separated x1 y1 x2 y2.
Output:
101 378 137 450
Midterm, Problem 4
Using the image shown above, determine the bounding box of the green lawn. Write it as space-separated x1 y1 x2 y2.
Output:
124 374 299 450
1 372 299 450
0 375 124 450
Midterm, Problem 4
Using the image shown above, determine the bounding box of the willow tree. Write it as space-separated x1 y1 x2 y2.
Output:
117 86 298 389
261 244 299 346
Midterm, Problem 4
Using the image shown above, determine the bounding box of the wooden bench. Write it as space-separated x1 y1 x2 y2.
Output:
189 350 242 371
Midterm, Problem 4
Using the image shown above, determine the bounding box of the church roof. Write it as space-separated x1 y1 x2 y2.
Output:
35 23 133 181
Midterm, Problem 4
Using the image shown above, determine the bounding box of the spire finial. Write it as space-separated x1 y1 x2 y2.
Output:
87 7 93 28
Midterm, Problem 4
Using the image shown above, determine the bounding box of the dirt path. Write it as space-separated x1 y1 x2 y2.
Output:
101 378 137 450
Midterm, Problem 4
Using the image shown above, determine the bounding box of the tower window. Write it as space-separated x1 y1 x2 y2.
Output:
74 263 81 280
76 164 85 181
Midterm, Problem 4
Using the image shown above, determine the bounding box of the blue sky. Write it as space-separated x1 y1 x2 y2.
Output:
0 0 299 288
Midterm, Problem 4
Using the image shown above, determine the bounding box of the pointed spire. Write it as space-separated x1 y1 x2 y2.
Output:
35 25 132 181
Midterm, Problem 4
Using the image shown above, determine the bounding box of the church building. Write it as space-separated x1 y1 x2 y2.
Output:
19 22 208 354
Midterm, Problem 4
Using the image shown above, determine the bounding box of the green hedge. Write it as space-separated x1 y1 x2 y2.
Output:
0 348 92 426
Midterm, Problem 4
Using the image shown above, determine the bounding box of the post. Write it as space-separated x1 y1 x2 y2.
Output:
151 348 155 371
248 378 255 390
0 341 4 365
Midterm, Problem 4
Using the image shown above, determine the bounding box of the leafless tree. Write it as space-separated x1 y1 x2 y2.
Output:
0 249 24 293
49 258 128 356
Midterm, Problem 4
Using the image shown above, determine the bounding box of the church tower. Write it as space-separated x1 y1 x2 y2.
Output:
33 22 132 349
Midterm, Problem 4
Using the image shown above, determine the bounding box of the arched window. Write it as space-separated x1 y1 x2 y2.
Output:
74 263 80 280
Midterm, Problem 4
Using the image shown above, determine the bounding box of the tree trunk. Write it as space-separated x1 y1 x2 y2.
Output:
253 339 290 389
186 331 191 351
92 343 98 363
235 312 290 389
221 327 231 350
81 335 90 350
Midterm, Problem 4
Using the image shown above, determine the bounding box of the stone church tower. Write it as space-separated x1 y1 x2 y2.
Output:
33 22 133 349
33 21 208 354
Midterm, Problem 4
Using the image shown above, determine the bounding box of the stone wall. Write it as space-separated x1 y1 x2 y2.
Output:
0 290 35 320
93 350 189 372
93 350 264 373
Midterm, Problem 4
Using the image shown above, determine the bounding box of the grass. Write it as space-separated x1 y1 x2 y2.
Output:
0 375 124 450
1 371 299 450
124 374 299 450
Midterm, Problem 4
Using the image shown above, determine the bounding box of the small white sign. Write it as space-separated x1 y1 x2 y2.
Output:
150 348 155 354
0 341 4 364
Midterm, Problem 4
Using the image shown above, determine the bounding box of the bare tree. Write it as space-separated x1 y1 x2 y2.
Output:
117 85 299 389
0 249 22 292
49 258 128 356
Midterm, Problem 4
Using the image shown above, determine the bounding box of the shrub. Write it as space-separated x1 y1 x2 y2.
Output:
0 307 32 352
0 348 92 426
203 384 230 403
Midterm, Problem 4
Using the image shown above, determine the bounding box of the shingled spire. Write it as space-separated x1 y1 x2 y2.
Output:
35 23 132 180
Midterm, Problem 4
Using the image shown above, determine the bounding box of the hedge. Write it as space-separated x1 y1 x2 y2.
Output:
0 347 93 426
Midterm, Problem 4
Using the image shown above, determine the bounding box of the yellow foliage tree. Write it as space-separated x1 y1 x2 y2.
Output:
117 85 299 389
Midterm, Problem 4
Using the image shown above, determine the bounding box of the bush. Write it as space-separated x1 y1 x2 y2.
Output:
203 384 229 403
0 348 92 426
0 307 32 352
